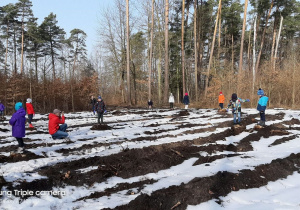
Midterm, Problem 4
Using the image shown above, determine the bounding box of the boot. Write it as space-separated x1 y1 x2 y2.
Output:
17 147 24 153
29 124 34 128
261 121 265 126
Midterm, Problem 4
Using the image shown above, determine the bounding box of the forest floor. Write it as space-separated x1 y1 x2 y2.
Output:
0 108 300 209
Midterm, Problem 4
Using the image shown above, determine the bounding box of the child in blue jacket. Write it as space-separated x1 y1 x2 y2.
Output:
257 88 268 126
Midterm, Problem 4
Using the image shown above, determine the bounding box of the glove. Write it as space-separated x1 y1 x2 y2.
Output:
104 110 107 113
245 99 250 102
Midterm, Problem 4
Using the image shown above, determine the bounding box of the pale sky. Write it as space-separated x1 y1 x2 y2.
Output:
0 0 112 55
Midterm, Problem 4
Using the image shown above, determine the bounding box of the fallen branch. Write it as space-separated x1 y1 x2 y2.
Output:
171 201 181 209
171 149 184 157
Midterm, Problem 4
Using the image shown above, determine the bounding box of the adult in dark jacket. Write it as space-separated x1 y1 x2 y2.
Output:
9 102 26 153
90 96 97 115
95 96 106 124
257 88 269 126
183 93 190 109
0 100 5 118
148 99 153 109
48 109 69 140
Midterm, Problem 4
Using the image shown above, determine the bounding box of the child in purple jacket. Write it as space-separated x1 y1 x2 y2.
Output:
9 102 26 153
0 100 5 118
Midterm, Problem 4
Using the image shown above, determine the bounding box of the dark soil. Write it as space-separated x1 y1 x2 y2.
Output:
91 124 112 130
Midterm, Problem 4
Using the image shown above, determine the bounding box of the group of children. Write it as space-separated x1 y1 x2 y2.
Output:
2 90 267 153
147 92 189 110
2 98 71 153
219 88 269 125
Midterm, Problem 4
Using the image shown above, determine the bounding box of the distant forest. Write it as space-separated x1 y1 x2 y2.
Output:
0 0 300 113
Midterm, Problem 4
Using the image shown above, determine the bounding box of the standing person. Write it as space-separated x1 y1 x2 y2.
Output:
257 88 269 126
148 99 153 109
227 93 250 124
48 109 70 140
26 98 35 128
9 102 26 153
218 92 225 109
183 93 190 109
90 96 97 115
0 100 5 118
169 93 175 109
95 96 106 124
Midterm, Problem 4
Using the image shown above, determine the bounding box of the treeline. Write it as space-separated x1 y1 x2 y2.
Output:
1 0 300 114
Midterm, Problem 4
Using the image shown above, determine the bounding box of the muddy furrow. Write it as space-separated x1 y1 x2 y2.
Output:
112 153 300 210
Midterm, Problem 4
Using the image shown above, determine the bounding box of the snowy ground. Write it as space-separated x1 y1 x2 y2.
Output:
0 108 300 209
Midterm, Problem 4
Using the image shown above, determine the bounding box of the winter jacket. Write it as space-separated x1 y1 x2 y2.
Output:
95 100 106 113
227 98 248 113
257 96 268 111
26 102 35 115
218 94 225 103
183 95 189 105
0 103 5 111
90 98 97 106
148 100 153 106
169 95 175 103
9 108 26 138
48 113 65 135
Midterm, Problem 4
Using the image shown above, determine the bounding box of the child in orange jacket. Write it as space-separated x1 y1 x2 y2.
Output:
26 98 35 128
218 92 225 109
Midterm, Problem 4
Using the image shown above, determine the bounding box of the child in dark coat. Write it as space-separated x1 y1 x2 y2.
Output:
183 93 190 109
9 102 26 153
95 96 106 124
148 99 153 109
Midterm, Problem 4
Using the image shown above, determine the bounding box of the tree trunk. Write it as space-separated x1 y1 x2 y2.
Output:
247 25 252 72
194 0 198 101
255 0 274 73
253 16 257 94
181 0 186 96
204 0 221 97
238 0 248 74
274 16 283 71
164 0 169 104
126 0 131 105
232 34 234 71
20 18 24 74
155 4 163 105
218 1 222 66
148 0 154 100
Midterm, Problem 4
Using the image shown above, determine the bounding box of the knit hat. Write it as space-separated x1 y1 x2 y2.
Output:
185 92 188 96
15 102 23 111
98 96 102 100
26 98 32 103
231 93 237 102
219 92 223 95
53 109 61 114
257 88 264 96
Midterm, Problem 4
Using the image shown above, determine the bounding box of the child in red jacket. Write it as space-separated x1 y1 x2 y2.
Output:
26 98 35 128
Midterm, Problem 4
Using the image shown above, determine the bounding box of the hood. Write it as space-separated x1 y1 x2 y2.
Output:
15 108 26 116
49 113 59 120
